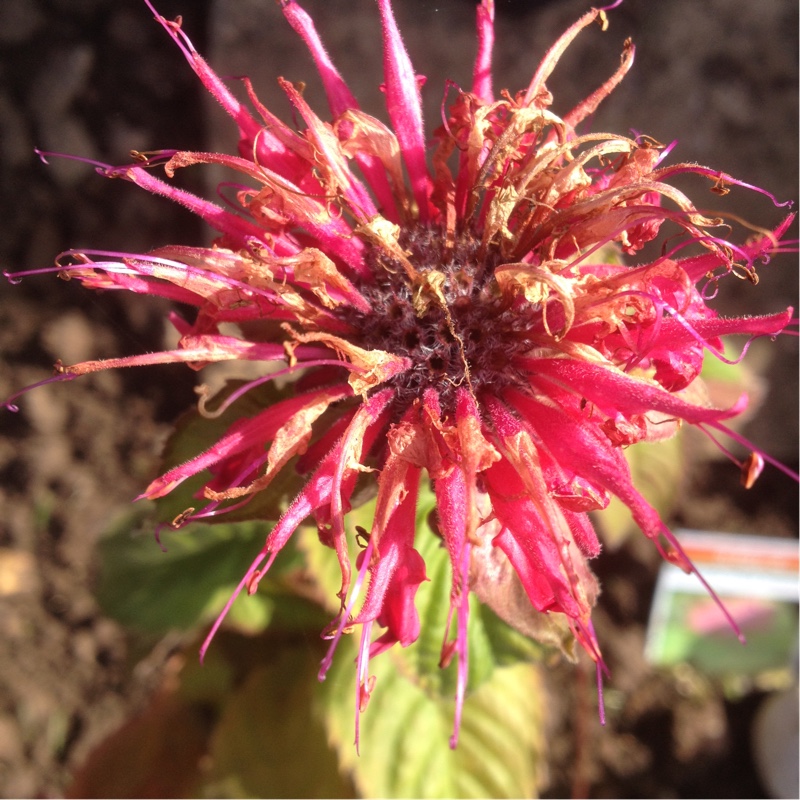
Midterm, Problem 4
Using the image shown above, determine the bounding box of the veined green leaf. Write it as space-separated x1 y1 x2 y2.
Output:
202 647 354 799
323 634 545 798
96 507 318 635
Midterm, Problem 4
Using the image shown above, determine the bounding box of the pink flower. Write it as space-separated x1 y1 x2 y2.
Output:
6 0 795 748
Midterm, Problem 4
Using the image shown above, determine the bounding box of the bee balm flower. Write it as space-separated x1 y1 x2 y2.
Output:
6 0 795 748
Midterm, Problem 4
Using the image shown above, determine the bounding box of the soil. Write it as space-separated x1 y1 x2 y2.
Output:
0 0 796 797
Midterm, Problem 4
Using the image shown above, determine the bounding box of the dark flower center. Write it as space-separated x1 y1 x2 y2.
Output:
345 226 541 412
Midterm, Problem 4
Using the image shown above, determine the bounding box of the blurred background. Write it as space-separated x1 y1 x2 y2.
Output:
0 0 797 796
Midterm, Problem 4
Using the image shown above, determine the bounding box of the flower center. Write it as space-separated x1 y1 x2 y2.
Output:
345 226 540 412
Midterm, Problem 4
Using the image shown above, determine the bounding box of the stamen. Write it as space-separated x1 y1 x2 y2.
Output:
700 422 800 483
318 536 375 681
610 288 765 367
3 372 78 412
199 547 277 662
595 660 606 727
354 620 375 754
195 359 351 419
740 452 765 489
656 524 746 644
449 539 472 750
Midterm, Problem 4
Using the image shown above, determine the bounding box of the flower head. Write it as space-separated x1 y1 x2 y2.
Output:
6 0 796 748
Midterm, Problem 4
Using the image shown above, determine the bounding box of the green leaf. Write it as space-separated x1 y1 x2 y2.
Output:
322 634 545 798
202 645 355 799
96 506 316 635
408 526 548 699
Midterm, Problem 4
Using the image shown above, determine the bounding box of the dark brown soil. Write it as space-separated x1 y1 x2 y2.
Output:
0 1 796 797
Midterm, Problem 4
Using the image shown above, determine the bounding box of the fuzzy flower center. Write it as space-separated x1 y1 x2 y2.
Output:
347 226 539 411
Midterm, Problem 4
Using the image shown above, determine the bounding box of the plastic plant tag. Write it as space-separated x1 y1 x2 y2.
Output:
646 530 799 677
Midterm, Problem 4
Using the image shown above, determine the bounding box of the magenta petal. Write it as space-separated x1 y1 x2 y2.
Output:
525 357 748 425
563 509 603 559
508 390 667 541
376 0 431 220
484 456 583 618
281 0 359 117
278 78 379 223
267 387 394 555
281 1 398 218
142 386 349 499
431 453 468 563
124 166 273 246
357 467 427 651
472 0 495 104
143 1 262 152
